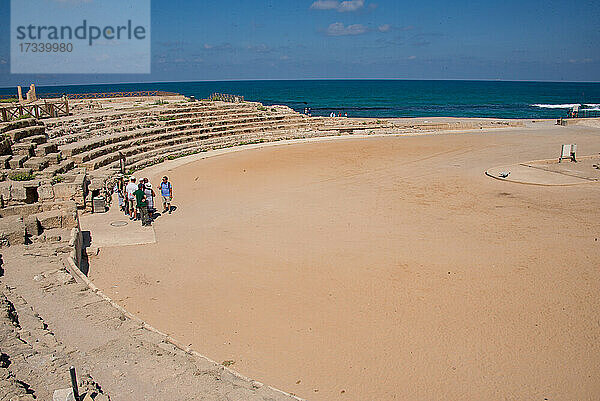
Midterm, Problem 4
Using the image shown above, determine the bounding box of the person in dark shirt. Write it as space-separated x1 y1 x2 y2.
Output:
134 183 151 226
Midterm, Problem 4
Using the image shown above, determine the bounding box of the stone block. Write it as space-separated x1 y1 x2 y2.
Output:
7 168 34 180
44 152 61 165
9 155 28 169
0 138 11 155
7 125 45 142
35 143 58 157
59 206 78 229
40 228 64 242
12 142 34 156
23 134 47 145
24 215 41 236
53 183 78 200
9 182 27 202
33 209 63 230
53 174 87 207
0 203 42 218
37 184 55 201
0 182 11 201
0 215 26 247
53 388 75 401
23 157 49 171
0 155 11 169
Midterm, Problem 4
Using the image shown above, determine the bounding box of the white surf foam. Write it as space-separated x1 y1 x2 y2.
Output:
531 103 581 109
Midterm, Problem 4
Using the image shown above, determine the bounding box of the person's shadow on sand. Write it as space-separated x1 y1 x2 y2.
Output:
149 205 177 221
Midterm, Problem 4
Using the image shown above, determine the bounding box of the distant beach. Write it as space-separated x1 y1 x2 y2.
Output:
2 80 600 119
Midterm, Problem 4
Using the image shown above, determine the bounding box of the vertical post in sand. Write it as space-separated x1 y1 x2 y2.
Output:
70 366 80 401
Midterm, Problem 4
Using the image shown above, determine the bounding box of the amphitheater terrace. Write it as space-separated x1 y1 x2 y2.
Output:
1 94 599 400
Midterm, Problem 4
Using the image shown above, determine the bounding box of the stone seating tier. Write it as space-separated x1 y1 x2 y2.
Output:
43 102 254 132
47 116 162 144
163 115 306 134
45 104 266 144
20 135 47 145
104 127 318 173
162 111 278 126
164 113 305 130
59 113 307 160
0 118 43 134
60 126 165 157
79 120 310 170
72 118 308 165
52 111 276 147
4 126 46 142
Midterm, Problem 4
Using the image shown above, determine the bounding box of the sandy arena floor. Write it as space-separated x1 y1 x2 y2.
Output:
89 123 600 400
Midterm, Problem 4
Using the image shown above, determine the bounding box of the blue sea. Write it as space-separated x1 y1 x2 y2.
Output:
2 80 600 119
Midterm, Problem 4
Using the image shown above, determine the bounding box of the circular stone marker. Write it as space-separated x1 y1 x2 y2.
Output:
110 221 129 227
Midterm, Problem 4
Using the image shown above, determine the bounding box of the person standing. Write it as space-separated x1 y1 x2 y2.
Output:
159 176 173 214
114 177 124 212
134 183 151 226
144 181 155 216
125 176 139 220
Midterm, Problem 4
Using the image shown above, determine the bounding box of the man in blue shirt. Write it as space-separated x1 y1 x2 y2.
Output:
159 176 173 214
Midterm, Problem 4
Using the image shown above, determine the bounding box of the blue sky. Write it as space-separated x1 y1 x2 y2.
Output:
1 0 599 87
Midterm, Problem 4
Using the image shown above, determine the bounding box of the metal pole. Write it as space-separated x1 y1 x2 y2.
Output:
70 366 80 401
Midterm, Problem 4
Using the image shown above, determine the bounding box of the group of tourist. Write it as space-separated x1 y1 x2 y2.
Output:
114 175 173 226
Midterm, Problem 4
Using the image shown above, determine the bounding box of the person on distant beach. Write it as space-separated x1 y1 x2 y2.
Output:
134 183 151 226
125 176 138 220
159 176 173 214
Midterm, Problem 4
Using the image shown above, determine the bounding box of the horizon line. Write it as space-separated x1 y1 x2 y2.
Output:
1 77 600 90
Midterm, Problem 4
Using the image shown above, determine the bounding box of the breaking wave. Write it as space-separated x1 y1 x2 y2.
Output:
531 104 581 109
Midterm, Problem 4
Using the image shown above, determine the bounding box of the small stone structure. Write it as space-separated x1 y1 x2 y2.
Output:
26 84 37 102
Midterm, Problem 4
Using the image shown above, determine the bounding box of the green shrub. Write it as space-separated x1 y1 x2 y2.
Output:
257 106 267 111
9 172 35 181
51 175 63 185
0 98 18 103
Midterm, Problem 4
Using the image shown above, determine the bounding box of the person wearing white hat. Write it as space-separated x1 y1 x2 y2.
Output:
144 179 155 216
125 176 138 220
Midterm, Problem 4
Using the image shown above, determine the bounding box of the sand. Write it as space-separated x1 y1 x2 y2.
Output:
89 122 600 401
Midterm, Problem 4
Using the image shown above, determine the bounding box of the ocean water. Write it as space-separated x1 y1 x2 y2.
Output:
1 80 600 119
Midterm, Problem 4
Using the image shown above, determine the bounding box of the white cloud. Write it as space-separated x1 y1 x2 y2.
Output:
378 24 391 32
311 0 365 12
408 55 417 60
338 0 364 12
326 22 368 36
310 0 339 9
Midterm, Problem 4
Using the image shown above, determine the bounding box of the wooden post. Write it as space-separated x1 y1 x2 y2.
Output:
70 366 80 401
